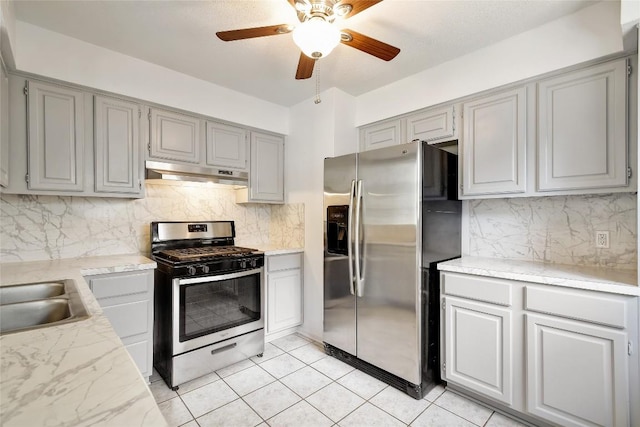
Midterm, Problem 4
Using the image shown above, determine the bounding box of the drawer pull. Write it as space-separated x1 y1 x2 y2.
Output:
211 343 237 355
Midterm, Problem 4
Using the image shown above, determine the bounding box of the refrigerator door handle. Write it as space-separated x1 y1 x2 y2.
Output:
354 179 364 297
347 179 356 296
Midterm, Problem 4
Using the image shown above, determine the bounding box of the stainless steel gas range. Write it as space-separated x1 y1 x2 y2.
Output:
151 220 264 390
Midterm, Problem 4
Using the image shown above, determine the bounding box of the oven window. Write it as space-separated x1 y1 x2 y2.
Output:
179 272 261 342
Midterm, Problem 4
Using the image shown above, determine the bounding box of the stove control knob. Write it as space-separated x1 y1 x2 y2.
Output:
250 259 257 268
200 265 210 274
187 266 197 276
240 259 247 269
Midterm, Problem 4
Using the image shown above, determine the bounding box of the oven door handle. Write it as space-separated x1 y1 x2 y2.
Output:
178 267 262 285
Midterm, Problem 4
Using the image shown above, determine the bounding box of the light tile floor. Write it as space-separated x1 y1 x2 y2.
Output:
150 334 529 427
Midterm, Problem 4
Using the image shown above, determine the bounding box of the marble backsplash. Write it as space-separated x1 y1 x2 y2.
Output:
0 181 305 262
467 193 637 270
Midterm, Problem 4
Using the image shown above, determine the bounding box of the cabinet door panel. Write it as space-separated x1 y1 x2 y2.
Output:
250 132 284 202
27 81 84 191
101 300 149 339
90 271 150 299
94 96 141 194
267 269 302 334
407 105 457 144
150 108 200 163
444 296 513 405
124 340 151 378
360 119 403 151
538 59 627 191
206 122 247 170
526 314 629 427
462 87 526 196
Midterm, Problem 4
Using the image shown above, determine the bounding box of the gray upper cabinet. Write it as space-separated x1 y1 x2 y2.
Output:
406 105 458 145
149 108 201 164
206 122 248 171
237 132 284 203
94 95 142 195
0 63 8 188
27 80 85 192
359 118 404 152
4 76 144 198
537 59 628 192
461 87 527 197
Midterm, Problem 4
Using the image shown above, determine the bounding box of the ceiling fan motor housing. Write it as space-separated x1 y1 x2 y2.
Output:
295 0 351 24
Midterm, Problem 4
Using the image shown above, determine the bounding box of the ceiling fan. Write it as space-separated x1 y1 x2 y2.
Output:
216 0 400 80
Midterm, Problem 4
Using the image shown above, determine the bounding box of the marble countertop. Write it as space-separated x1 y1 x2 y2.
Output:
258 247 304 256
438 256 639 296
0 255 167 427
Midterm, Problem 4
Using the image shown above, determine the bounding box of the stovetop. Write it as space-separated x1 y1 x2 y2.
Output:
150 220 264 278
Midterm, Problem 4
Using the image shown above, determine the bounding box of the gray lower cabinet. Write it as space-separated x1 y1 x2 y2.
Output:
27 80 85 192
441 271 639 427
94 95 143 195
265 253 303 339
526 313 629 427
537 59 629 192
85 270 154 381
206 121 248 171
444 296 513 406
237 132 284 203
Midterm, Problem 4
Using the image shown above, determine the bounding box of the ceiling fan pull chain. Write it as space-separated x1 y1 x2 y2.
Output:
314 60 321 104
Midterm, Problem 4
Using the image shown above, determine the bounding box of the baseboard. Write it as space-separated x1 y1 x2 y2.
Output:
264 326 300 343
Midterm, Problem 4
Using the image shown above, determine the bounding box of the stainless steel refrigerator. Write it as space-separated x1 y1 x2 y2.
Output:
323 141 461 399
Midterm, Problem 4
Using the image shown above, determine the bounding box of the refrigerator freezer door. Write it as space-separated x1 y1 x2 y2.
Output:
356 142 422 384
324 154 357 355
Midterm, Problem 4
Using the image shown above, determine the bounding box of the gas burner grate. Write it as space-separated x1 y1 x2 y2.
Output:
158 246 258 261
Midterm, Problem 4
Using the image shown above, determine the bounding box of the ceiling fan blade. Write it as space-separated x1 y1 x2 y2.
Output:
339 0 383 19
340 29 400 61
216 24 292 41
295 53 316 79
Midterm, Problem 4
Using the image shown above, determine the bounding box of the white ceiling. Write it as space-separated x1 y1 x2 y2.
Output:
14 0 600 107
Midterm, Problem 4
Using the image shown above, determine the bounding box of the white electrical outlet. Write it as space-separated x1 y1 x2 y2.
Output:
595 231 610 248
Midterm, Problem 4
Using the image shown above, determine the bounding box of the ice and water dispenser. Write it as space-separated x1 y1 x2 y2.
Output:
326 205 349 255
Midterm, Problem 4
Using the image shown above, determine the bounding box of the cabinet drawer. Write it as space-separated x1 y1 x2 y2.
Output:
89 271 150 299
101 300 149 338
442 272 512 306
125 340 150 376
268 253 302 272
525 286 630 329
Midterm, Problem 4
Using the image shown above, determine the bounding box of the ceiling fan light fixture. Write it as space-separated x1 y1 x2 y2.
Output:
292 17 341 59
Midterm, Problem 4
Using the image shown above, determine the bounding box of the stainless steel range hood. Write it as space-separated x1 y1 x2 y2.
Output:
145 160 248 186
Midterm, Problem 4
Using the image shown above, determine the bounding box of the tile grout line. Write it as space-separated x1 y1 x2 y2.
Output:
159 334 501 427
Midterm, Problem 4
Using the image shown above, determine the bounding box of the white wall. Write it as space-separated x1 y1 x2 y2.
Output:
13 21 288 135
286 88 356 341
0 0 16 67
356 1 624 126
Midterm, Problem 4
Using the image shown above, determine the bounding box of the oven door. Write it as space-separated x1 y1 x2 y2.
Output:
172 268 264 355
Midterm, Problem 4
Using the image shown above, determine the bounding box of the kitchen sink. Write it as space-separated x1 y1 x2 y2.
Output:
0 282 66 304
0 280 90 335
